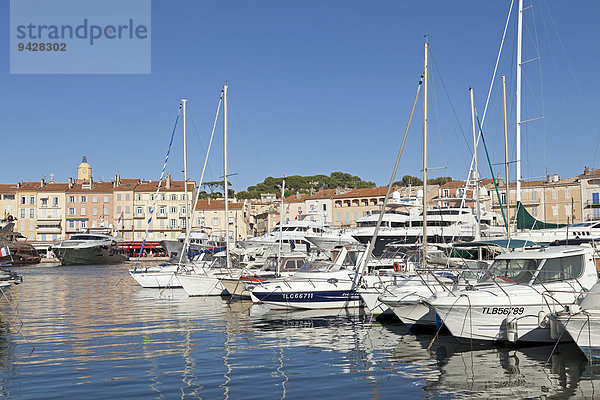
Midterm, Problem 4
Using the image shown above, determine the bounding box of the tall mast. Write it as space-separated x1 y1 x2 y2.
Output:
223 84 230 268
502 75 511 238
277 177 285 274
182 99 190 246
516 0 523 203
469 88 481 241
422 41 429 254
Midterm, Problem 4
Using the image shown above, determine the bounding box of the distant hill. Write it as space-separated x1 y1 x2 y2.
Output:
236 172 376 199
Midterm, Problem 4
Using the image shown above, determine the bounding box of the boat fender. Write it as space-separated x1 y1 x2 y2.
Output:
506 319 518 342
538 311 549 328
393 262 401 272
549 317 563 340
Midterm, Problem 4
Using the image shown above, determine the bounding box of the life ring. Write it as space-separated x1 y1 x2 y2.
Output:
393 262 401 272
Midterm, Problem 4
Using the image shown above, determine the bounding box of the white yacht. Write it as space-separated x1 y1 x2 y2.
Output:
53 232 127 266
159 228 225 258
511 221 600 244
239 215 329 253
352 207 505 256
428 244 599 343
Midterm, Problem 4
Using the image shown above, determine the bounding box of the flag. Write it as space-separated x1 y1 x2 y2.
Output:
117 212 124 224
0 247 10 257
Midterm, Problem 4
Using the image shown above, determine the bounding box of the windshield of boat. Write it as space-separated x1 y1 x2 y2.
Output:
478 258 541 284
478 254 584 284
297 261 335 273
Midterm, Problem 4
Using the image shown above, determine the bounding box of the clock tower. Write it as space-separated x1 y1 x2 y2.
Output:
77 156 92 183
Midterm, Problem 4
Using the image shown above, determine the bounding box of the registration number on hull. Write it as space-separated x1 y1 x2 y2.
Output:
481 307 525 315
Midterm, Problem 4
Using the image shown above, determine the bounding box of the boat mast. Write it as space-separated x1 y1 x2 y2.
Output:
502 75 511 238
277 177 285 272
469 88 481 241
422 41 429 255
516 0 523 203
182 99 191 253
223 84 230 269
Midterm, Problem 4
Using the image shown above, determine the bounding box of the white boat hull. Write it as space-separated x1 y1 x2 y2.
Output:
176 273 225 296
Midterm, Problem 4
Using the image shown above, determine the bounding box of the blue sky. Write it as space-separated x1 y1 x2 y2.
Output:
1 1 599 191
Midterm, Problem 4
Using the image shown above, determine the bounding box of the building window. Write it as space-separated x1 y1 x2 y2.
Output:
565 189 570 199
29 208 35 218
81 208 86 216
531 206 538 217
19 208 25 218
169 219 177 229
68 208 75 216
158 206 166 216
29 196 35 205
117 194 122 201
552 206 559 216
443 189 449 197
136 194 142 201
68 221 75 229
181 194 186 201
69 196 75 203
125 206 130 214
104 196 109 203
125 193 130 201
136 207 143 216
170 206 177 214
92 196 98 203
161 194 166 201
117 206 122 214
80 196 87 203
171 194 177 201
20 196 26 205
552 190 558 200
181 207 186 215
92 208 98 216
41 198 48 207
53 197 59 207
80 220 87 229
564 205 571 218
150 194 156 201
212 217 220 226
336 212 341 222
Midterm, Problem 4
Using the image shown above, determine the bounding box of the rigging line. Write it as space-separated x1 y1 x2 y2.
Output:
228 98 267 187
542 0 594 120
480 0 515 126
429 64 449 171
456 0 514 203
188 107 216 183
135 103 183 268
179 93 223 267
592 130 600 169
428 49 471 152
530 1 548 177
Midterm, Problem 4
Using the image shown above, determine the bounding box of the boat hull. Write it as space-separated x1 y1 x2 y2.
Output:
250 288 362 310
176 273 225 296
54 246 126 266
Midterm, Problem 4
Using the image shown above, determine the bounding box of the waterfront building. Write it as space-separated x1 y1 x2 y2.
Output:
579 167 600 222
132 175 195 241
489 174 582 226
65 181 114 238
113 176 138 240
0 184 18 221
193 199 247 241
16 181 42 241
36 180 68 241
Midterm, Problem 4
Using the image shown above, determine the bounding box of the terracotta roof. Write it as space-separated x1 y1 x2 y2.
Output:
195 200 244 211
331 186 391 199
66 182 114 193
134 180 195 192
18 182 42 192
37 182 70 192
113 178 140 191
441 179 494 188
0 184 18 194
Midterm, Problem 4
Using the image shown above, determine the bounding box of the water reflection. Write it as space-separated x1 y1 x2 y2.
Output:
3 266 600 399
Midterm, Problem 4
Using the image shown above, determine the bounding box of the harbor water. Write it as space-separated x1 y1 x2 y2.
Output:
0 264 598 399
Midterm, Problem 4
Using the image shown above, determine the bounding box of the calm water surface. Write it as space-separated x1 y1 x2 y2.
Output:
0 264 597 399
